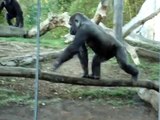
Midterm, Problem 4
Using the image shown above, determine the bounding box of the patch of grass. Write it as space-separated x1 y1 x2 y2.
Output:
0 88 31 107
72 88 136 99
41 38 66 49
0 36 66 49
127 54 159 81
70 87 137 105
139 58 159 80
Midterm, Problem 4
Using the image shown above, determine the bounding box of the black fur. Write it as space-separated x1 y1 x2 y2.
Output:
0 0 23 28
53 13 139 81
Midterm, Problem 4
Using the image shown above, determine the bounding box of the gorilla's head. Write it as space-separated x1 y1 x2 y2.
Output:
69 13 89 35
4 0 12 5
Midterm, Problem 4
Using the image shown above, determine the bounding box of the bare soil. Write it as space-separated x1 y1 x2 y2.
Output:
0 41 158 120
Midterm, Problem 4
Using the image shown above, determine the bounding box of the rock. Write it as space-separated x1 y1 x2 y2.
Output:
138 88 158 111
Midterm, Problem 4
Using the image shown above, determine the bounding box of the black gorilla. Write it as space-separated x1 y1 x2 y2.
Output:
53 13 139 81
0 0 23 28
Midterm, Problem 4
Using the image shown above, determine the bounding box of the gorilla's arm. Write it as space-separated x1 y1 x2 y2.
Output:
53 30 88 71
13 0 23 27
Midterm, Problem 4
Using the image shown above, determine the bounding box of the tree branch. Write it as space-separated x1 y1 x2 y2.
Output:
26 12 70 38
123 8 160 38
0 66 158 91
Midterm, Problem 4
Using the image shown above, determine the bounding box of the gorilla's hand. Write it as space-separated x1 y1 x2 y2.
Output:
53 61 61 71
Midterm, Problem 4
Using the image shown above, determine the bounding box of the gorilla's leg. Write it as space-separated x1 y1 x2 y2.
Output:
90 55 105 79
116 47 139 81
6 13 14 26
77 44 89 78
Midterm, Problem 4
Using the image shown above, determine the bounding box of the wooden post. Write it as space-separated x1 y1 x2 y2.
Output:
113 0 123 42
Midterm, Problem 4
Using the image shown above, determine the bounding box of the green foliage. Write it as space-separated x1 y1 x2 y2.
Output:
0 0 145 30
72 88 136 99
41 27 68 39
40 27 68 48
25 3 37 28
54 0 72 12
0 13 5 23
123 0 145 24
0 36 66 49
0 88 31 106
139 59 159 80
69 0 99 17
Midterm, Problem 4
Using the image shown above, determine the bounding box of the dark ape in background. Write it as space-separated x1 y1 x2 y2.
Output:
53 13 139 81
0 0 23 28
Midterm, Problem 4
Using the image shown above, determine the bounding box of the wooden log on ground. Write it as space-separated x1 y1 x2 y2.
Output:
126 37 160 52
0 25 27 37
136 47 160 62
0 50 63 66
0 66 158 91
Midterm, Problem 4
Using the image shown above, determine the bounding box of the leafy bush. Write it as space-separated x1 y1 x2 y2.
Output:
69 0 98 17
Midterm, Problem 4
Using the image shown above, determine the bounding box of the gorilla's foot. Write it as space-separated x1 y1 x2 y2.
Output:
82 74 100 80
131 74 139 81
88 75 100 80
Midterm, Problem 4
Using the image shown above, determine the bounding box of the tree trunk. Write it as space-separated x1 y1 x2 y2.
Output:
113 0 123 42
0 66 158 91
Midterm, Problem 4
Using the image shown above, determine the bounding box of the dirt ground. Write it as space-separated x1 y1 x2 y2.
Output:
0 41 158 120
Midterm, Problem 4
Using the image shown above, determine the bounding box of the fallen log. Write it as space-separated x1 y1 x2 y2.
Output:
0 25 27 37
0 66 158 91
0 50 63 66
136 47 160 62
126 39 160 53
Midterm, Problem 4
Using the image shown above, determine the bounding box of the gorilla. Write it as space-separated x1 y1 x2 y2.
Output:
0 0 23 28
53 13 139 81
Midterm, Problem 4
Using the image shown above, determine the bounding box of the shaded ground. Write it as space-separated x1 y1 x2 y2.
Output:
0 41 158 120
0 100 157 120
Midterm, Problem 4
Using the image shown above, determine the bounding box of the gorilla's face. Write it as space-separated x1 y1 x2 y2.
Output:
69 15 81 35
